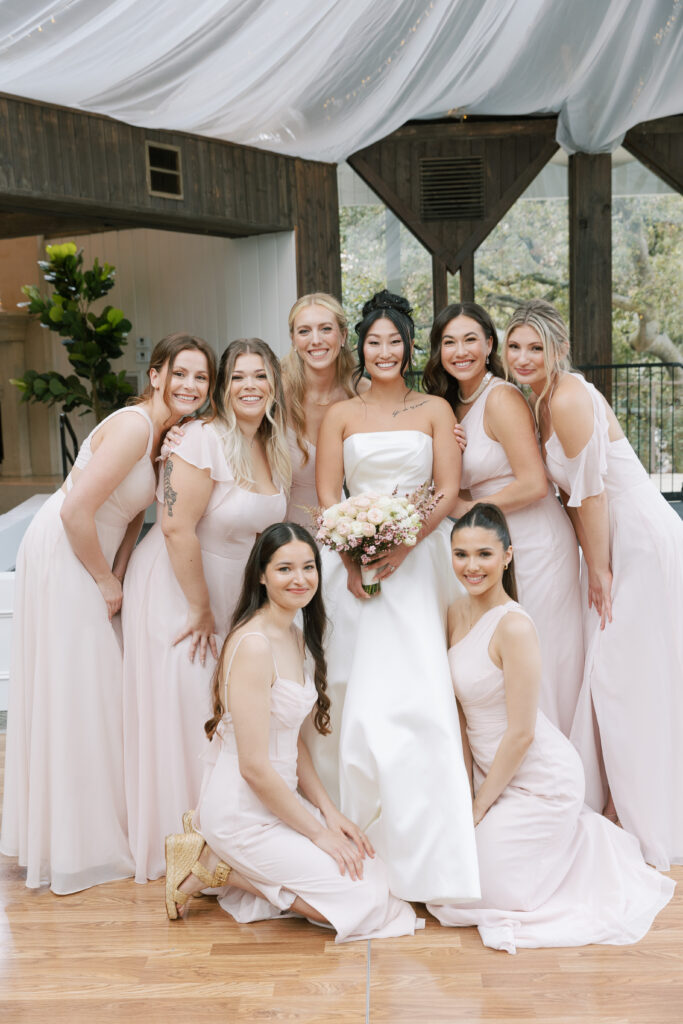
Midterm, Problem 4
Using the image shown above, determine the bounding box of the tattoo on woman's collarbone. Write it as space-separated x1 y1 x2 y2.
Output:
392 399 428 418
164 458 178 517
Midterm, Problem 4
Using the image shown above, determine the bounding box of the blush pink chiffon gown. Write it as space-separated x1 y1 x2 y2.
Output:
195 632 422 942
1 406 156 892
428 603 674 953
545 375 683 870
459 378 584 735
122 419 286 882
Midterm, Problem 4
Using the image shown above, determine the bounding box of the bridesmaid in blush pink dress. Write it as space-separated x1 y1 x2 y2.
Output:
428 504 674 954
423 303 584 735
505 299 683 871
282 293 367 530
164 523 422 941
1 334 216 892
122 339 288 882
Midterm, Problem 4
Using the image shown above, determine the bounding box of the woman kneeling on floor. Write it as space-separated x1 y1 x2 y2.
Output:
165 521 422 942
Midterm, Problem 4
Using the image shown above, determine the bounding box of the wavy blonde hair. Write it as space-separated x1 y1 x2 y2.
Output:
211 339 291 492
282 293 355 465
503 299 572 423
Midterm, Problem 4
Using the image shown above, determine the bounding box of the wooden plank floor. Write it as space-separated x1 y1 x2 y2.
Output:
0 732 681 1023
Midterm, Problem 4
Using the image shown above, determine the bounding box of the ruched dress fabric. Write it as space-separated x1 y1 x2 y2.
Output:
285 428 318 532
1 406 156 893
459 379 584 735
544 375 683 870
195 632 422 942
122 419 286 882
428 603 674 953
305 430 480 904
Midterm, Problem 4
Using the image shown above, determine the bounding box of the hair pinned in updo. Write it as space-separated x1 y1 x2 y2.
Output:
353 290 415 389
451 502 518 601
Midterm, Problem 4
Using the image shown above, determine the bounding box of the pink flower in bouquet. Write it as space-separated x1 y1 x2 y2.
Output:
362 521 376 537
367 507 384 525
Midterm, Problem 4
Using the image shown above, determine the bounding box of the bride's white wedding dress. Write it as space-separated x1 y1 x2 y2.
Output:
305 430 480 904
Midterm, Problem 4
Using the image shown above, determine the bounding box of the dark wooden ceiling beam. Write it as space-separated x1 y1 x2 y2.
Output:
623 115 683 195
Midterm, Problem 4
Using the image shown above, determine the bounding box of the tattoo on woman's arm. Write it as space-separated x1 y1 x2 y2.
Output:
164 458 178 517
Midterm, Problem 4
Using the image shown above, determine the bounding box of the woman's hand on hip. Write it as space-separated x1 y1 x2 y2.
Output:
173 605 219 664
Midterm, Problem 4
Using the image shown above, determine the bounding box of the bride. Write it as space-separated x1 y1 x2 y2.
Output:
310 291 480 904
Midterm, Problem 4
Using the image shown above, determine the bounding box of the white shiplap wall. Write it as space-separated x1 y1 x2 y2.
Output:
46 227 297 372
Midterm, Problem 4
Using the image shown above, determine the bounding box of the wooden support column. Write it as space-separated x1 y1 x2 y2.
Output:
459 253 474 303
293 159 342 299
432 255 448 317
569 153 612 400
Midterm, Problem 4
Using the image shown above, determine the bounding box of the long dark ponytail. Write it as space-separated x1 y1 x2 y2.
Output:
205 523 331 739
451 502 518 601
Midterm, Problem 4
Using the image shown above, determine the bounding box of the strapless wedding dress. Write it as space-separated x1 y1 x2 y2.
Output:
305 430 480 903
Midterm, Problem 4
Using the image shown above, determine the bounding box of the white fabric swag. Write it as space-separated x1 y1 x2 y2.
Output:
0 0 680 161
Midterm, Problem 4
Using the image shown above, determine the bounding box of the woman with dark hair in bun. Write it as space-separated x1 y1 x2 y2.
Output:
310 290 480 905
423 302 584 736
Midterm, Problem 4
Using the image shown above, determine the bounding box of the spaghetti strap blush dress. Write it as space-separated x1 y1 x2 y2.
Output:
122 419 286 882
1 406 156 893
195 631 422 942
544 375 683 870
459 378 584 735
428 603 674 953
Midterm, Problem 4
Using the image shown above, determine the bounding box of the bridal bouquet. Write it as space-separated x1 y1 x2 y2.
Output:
313 483 442 595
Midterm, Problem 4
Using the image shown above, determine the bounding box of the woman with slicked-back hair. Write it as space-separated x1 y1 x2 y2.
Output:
429 503 673 953
121 338 289 883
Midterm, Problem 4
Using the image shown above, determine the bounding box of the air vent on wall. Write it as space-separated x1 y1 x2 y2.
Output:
420 156 484 220
145 141 183 199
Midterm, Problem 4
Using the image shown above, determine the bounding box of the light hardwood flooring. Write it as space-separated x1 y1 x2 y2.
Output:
0 732 681 1023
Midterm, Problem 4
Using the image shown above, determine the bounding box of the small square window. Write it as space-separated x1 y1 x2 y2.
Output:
145 142 183 199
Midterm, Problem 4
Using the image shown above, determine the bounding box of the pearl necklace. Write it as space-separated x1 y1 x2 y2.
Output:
458 371 492 405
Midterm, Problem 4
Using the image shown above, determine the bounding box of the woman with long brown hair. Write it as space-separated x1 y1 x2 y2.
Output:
1 333 216 894
122 339 289 883
423 302 584 736
165 523 421 942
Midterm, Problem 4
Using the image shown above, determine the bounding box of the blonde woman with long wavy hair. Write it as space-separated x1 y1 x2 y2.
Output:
282 293 366 527
122 338 289 882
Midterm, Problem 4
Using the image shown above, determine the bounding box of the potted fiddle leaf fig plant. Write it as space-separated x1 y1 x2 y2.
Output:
11 241 133 422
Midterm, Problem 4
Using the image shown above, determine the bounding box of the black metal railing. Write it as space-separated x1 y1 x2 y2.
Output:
579 362 682 500
405 362 682 500
59 412 79 480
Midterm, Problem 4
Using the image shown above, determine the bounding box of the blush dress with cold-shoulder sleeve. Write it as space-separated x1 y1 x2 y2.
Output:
122 419 286 882
428 602 674 953
459 378 584 735
195 631 423 942
305 430 480 904
0 406 156 893
544 375 683 870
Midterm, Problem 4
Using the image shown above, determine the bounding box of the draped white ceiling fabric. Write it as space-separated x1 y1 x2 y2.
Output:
0 0 681 162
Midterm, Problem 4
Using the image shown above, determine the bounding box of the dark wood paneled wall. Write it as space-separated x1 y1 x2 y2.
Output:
0 94 342 297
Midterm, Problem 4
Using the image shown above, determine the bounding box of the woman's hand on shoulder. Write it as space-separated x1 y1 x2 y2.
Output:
453 419 467 452
160 423 185 459
550 375 595 458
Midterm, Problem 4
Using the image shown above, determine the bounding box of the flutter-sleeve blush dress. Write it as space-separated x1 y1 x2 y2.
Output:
122 419 286 882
